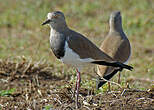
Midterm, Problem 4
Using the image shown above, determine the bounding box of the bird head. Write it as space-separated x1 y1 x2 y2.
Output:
110 11 122 24
42 11 67 30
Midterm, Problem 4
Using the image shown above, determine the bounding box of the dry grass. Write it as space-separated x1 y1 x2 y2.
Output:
0 58 153 109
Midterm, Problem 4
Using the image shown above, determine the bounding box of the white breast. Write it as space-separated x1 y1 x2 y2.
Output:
60 41 94 69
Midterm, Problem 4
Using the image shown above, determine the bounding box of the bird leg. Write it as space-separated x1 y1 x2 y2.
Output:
73 69 80 96
75 68 81 108
118 72 121 84
108 82 111 91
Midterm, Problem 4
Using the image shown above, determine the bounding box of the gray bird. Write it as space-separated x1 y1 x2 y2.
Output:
42 11 133 108
97 11 131 90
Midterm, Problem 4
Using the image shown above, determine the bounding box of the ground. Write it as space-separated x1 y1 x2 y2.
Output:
0 59 153 109
0 0 154 109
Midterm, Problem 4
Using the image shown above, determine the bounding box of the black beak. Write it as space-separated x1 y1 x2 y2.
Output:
42 19 51 25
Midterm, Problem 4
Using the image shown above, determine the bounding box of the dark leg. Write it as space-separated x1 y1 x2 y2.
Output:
118 72 121 84
108 82 111 91
76 69 81 109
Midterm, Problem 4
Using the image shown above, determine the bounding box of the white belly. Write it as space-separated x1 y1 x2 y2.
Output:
60 41 94 69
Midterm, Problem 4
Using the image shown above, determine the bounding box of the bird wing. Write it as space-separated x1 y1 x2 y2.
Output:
98 33 131 77
66 29 132 71
66 30 114 62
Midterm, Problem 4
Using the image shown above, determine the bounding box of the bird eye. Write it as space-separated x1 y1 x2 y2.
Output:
52 15 59 19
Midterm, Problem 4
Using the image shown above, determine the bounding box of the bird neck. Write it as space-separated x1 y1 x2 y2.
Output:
50 22 68 33
109 20 123 33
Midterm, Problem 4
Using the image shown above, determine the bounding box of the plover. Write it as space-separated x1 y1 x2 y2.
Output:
42 11 133 108
97 11 131 89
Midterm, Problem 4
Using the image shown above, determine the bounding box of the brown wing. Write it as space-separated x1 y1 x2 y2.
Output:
66 30 114 62
97 32 131 77
114 38 131 62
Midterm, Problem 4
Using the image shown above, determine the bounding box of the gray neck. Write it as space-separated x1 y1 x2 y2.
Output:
109 18 123 33
49 21 68 33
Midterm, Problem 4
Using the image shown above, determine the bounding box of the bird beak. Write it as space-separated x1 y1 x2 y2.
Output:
42 19 51 25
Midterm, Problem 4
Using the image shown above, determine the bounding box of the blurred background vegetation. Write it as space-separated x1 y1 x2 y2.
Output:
0 0 153 90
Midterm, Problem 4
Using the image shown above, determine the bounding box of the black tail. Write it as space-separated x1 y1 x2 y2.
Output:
96 68 121 89
91 61 133 71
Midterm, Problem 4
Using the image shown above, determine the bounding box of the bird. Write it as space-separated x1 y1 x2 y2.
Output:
96 11 131 90
42 11 133 108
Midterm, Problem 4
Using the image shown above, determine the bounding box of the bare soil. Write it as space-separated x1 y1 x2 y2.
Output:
0 59 153 110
